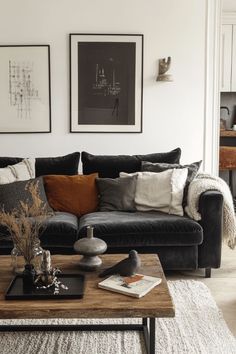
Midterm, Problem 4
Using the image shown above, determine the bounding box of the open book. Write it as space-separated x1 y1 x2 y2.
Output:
98 274 162 298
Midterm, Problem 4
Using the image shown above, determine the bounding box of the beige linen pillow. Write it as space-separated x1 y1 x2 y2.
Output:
0 158 35 184
120 169 188 216
134 170 173 213
170 168 188 215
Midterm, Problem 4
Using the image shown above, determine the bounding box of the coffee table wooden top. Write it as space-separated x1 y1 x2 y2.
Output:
0 254 175 319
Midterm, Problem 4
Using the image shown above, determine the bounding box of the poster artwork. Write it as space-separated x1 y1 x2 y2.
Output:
77 42 135 125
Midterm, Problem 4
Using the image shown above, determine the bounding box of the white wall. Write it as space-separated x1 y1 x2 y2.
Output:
223 0 236 11
0 0 206 165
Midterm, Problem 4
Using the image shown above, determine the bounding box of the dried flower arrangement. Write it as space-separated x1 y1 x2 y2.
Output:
0 181 69 294
0 180 52 266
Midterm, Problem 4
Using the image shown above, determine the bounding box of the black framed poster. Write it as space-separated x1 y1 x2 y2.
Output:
70 34 143 133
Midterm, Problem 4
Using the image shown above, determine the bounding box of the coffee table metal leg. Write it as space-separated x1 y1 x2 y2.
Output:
142 318 148 326
143 318 150 353
149 318 156 354
142 317 156 354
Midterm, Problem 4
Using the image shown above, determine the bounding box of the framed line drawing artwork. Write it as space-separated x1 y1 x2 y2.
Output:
70 34 143 133
0 45 51 133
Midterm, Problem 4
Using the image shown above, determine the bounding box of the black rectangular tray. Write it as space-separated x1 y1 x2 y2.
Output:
5 273 85 300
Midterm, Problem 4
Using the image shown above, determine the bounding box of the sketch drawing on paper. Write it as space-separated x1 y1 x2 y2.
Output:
9 60 40 119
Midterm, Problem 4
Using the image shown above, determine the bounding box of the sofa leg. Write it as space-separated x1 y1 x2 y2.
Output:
205 268 211 278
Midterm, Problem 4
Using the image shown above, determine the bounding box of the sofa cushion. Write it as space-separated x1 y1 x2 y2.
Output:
0 152 80 177
0 177 52 215
121 169 188 216
0 157 22 168
36 152 80 176
44 174 99 216
141 160 202 206
0 212 79 251
82 148 181 178
96 176 137 211
40 212 79 247
0 158 35 185
78 211 203 247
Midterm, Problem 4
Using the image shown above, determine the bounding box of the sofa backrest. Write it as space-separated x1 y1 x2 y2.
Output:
81 148 181 178
0 152 80 176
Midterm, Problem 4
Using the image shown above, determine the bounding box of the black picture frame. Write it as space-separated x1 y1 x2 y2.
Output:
70 34 143 133
0 45 51 133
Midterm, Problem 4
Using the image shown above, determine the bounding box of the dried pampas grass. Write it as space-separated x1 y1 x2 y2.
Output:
0 180 52 264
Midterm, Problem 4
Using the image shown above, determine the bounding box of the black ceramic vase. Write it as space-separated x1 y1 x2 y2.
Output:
22 264 36 289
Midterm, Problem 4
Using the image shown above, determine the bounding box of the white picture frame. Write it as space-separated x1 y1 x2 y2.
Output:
70 34 143 133
0 45 51 133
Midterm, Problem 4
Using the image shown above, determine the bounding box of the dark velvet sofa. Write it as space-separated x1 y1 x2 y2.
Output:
0 150 223 278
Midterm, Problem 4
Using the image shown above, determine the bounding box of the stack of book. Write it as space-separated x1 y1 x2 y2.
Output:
98 274 162 298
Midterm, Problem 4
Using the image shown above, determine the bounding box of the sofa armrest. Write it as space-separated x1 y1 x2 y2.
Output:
198 190 223 269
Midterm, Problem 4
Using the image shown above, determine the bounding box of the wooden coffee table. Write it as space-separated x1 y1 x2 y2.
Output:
0 254 174 354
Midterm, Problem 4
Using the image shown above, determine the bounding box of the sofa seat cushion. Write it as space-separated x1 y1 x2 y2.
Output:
0 212 79 252
78 211 203 247
40 212 79 247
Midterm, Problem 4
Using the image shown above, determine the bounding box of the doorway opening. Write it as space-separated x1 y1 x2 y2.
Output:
219 8 236 205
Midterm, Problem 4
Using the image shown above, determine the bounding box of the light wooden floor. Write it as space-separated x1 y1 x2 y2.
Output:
166 244 236 336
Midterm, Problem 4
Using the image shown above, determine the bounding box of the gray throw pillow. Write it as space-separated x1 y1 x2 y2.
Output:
0 177 53 215
141 160 202 206
96 176 137 212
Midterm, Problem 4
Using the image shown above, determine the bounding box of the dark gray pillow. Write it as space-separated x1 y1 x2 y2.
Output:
141 160 202 206
0 177 53 215
96 176 137 212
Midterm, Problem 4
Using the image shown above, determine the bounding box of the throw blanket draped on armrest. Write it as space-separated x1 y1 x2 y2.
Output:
185 173 236 249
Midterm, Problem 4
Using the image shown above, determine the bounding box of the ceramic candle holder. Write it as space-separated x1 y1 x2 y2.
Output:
73 226 107 271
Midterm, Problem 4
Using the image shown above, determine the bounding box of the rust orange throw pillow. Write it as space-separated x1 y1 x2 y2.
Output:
44 174 98 216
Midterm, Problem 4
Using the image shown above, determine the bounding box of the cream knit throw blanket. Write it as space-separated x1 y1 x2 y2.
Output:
185 173 236 249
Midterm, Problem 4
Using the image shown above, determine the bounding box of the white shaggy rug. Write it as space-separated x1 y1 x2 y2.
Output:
0 280 235 354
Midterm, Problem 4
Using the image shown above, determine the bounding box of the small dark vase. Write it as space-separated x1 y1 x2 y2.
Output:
22 264 36 290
